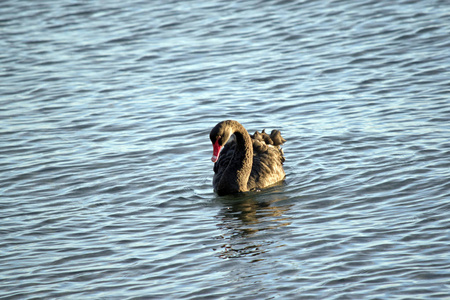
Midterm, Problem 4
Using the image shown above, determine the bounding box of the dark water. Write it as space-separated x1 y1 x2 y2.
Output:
1 0 450 298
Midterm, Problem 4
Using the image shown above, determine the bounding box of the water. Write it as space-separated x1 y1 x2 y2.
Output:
1 0 449 298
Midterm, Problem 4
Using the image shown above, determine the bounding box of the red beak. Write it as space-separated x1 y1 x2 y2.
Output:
211 139 222 162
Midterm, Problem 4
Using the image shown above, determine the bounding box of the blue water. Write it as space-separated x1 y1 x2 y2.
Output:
1 0 450 298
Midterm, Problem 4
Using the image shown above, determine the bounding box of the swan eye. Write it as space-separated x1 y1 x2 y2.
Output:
216 135 222 145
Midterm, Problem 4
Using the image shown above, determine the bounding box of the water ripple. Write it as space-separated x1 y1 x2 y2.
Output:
1 0 450 298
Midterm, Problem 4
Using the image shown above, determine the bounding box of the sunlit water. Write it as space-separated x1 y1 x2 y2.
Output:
1 0 450 298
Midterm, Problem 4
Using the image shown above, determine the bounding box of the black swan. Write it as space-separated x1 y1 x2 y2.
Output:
209 120 286 195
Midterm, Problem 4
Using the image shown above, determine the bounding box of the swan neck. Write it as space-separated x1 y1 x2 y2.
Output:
226 122 253 192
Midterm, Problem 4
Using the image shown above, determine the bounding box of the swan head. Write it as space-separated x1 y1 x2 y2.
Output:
210 120 234 163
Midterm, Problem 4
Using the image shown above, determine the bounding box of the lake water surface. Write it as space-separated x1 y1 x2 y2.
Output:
1 0 450 298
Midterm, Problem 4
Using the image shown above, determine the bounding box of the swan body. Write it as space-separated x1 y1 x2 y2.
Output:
210 120 286 195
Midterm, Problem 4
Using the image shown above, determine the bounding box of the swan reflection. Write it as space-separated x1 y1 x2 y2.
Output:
214 187 292 259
